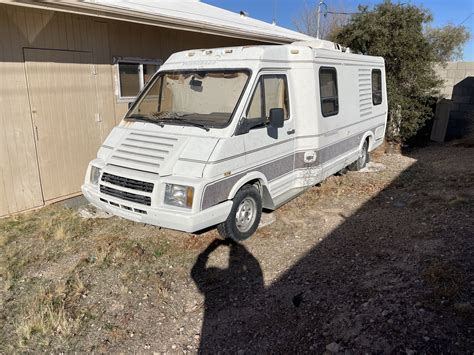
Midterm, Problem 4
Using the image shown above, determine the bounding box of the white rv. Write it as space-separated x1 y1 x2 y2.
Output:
82 40 387 241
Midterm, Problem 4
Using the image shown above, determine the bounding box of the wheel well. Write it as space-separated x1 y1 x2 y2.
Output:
245 178 263 195
365 135 372 151
242 178 273 209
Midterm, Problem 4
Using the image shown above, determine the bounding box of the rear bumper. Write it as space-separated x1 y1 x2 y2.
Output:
81 184 232 233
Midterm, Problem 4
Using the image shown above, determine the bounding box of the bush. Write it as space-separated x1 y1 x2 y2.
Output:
332 1 470 142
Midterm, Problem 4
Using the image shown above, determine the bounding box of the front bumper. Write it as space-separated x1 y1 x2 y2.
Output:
82 184 232 233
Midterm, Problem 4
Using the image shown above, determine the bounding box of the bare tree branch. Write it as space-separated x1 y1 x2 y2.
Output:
293 0 351 40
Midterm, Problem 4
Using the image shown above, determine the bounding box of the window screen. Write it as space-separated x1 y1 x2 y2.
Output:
246 74 290 120
319 67 339 117
372 69 382 105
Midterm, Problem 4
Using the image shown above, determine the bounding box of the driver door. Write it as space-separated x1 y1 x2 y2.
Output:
241 72 296 197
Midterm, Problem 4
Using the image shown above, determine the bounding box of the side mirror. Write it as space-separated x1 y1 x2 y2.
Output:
269 108 284 128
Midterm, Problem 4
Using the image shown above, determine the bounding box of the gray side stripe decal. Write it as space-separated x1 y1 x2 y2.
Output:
201 153 295 210
201 124 384 210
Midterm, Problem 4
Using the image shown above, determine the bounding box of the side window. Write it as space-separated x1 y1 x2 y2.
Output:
372 69 382 105
246 74 290 120
263 75 290 120
118 62 140 98
319 67 339 117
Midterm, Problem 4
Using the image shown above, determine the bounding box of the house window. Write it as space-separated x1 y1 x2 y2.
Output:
116 59 161 100
246 74 290 120
319 67 339 117
372 69 382 105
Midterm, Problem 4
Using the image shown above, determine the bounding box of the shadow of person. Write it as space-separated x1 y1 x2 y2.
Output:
191 239 264 353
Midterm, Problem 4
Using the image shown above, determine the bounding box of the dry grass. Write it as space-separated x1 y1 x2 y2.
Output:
0 202 191 352
15 279 83 348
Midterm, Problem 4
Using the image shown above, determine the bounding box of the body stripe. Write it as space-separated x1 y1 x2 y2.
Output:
200 124 384 209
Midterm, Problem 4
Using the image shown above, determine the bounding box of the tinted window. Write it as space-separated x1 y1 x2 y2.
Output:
372 69 382 105
246 74 290 120
319 67 338 117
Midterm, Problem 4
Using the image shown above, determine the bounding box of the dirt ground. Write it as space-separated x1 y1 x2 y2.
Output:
0 141 473 353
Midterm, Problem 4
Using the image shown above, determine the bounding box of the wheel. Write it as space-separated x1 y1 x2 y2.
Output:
348 140 369 171
217 184 262 241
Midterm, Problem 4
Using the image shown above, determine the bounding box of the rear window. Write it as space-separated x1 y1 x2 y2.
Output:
319 67 339 117
372 69 382 105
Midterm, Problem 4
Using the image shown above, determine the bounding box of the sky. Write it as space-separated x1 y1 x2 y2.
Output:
202 0 474 61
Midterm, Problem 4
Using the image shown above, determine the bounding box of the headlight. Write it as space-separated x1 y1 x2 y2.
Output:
90 166 101 185
164 184 194 208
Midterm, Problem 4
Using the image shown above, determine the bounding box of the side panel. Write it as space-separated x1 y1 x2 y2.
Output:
291 58 387 189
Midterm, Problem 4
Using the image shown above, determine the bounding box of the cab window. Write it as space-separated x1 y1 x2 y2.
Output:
246 74 290 120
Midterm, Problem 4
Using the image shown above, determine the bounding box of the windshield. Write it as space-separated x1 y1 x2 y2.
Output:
126 70 250 128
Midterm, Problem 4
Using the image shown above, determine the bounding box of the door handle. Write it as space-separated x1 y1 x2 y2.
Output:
287 128 296 135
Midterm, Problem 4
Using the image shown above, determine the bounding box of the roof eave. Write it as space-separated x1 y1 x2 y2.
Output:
8 0 306 44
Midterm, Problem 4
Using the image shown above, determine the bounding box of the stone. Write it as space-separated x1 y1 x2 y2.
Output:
326 342 341 353
258 212 276 228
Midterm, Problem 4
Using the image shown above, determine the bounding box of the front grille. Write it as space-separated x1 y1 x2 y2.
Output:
101 172 154 193
99 197 147 214
100 185 151 206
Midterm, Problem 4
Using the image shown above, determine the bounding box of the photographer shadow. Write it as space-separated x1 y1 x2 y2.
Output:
191 239 264 353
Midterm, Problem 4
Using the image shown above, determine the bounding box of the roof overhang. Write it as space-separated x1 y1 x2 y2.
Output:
6 0 313 44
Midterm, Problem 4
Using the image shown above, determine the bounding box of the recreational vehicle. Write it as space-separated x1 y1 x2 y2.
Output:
82 40 387 241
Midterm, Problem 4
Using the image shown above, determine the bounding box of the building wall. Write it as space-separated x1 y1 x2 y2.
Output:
435 62 474 140
436 62 474 99
0 4 261 216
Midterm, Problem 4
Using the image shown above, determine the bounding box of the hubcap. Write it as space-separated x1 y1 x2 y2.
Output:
235 197 257 233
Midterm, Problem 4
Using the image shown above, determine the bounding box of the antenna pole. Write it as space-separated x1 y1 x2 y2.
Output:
316 0 326 39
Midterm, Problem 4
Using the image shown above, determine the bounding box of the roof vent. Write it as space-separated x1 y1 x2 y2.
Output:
240 11 249 18
292 39 345 52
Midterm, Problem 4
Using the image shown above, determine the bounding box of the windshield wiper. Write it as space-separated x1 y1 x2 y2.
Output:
166 117 210 131
127 114 164 127
128 113 210 131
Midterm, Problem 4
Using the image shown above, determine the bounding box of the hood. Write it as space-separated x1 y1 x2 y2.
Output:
101 127 218 177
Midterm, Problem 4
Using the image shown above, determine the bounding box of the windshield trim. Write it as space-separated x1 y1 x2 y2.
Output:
124 68 253 130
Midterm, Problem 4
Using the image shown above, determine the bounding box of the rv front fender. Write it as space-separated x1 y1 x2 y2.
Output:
227 172 274 208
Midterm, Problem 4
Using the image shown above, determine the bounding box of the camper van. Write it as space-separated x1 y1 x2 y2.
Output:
82 40 387 241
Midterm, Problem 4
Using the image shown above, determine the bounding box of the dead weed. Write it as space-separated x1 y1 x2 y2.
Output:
15 272 87 348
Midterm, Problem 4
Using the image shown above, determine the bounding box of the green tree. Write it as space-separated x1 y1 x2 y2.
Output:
331 1 470 142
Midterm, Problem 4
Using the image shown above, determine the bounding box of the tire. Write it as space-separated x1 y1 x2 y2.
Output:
348 140 369 171
217 184 262 242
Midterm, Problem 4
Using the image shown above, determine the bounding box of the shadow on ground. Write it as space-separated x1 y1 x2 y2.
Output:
191 145 474 353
